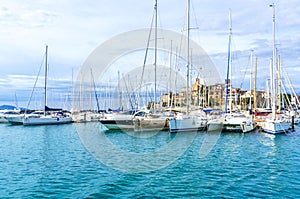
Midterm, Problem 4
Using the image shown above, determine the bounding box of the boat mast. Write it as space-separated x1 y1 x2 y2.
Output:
186 0 190 115
174 47 179 108
44 45 48 116
118 71 122 111
225 9 232 113
277 55 281 110
90 68 100 112
266 79 270 109
253 57 258 111
168 40 173 108
270 3 276 120
269 58 275 116
154 0 158 113
250 50 253 111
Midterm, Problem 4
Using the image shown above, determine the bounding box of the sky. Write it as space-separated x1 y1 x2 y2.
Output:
0 0 300 108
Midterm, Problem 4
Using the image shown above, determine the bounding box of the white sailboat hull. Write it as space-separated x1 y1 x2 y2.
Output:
5 115 24 125
207 113 257 133
99 112 134 130
23 116 72 126
168 117 207 133
100 119 134 130
261 120 290 134
133 117 167 132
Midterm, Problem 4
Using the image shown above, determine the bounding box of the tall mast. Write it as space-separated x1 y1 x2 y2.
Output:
118 71 122 110
154 0 157 113
253 57 258 111
250 50 253 111
168 40 173 108
71 68 73 111
269 58 274 112
225 9 232 113
270 3 276 120
44 45 48 115
186 0 190 115
90 68 100 112
277 55 281 110
266 79 270 109
174 47 178 108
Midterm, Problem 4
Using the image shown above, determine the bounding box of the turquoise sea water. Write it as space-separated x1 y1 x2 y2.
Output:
1 123 300 198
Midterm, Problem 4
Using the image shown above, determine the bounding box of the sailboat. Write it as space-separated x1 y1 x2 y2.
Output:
168 0 208 133
133 109 169 132
260 3 290 134
9 46 72 125
128 0 169 132
207 9 256 133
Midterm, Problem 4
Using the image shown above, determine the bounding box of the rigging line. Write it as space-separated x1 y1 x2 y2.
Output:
123 75 134 110
90 68 100 112
282 70 295 109
147 84 154 104
191 0 201 43
128 74 139 110
281 80 291 109
229 33 246 90
283 85 291 109
283 67 300 106
239 52 251 89
138 4 155 91
178 1 186 60
156 6 167 52
25 52 46 113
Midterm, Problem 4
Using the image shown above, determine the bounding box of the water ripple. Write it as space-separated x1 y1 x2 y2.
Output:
1 123 300 198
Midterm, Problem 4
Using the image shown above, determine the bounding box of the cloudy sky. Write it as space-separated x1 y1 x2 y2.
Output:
0 0 299 107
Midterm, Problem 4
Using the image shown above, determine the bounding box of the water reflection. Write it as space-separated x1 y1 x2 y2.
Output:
76 122 197 173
